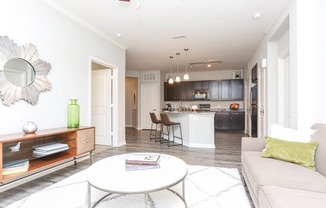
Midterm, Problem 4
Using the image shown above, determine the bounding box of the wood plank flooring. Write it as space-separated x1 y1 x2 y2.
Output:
0 128 253 207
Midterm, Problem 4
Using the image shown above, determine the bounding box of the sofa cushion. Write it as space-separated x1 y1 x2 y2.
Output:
311 123 326 176
242 151 326 197
270 123 314 142
262 137 319 170
259 186 326 208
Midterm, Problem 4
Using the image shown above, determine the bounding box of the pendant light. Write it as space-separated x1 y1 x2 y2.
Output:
175 52 181 82
183 48 190 80
168 56 174 84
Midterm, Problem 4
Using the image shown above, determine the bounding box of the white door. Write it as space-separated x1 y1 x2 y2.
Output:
141 84 159 129
91 69 112 145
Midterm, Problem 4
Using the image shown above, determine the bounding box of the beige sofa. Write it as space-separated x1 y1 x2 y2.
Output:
241 123 326 208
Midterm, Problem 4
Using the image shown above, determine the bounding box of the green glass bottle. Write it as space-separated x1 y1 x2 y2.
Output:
67 99 79 128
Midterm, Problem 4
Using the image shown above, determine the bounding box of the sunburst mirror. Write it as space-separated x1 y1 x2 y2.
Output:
0 36 52 106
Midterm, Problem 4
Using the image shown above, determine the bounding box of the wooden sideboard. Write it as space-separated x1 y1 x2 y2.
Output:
0 126 95 192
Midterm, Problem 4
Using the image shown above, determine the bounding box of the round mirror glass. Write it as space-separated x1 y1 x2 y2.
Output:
3 58 36 87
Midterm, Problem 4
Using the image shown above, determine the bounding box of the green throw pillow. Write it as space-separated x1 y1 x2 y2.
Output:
262 137 319 170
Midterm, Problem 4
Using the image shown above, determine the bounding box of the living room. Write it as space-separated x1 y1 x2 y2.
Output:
1 0 326 207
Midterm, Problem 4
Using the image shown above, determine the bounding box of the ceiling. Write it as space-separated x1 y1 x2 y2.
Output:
45 0 288 72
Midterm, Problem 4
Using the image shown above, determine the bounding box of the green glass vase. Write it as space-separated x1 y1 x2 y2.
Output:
67 99 79 128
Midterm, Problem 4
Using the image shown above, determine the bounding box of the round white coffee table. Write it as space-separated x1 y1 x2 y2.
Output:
86 153 188 208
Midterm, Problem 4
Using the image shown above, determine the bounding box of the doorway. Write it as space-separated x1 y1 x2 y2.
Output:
125 77 138 129
91 61 113 146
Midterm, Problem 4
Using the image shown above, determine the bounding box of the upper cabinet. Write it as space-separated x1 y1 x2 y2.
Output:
164 79 243 101
217 79 244 101
218 80 231 100
164 82 188 101
182 81 194 101
210 81 219 100
230 79 244 100
193 81 210 90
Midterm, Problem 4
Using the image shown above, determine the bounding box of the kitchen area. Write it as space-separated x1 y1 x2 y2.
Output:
162 78 245 148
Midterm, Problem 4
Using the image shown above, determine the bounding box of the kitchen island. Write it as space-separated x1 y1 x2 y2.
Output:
164 111 215 148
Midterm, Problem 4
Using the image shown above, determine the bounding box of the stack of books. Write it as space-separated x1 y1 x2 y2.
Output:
33 142 69 157
125 154 161 171
3 159 30 175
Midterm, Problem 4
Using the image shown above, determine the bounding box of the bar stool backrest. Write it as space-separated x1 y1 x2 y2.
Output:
160 113 172 126
150 112 161 124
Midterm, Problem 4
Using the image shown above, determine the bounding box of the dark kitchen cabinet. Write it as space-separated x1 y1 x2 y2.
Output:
230 111 245 130
210 81 219 100
182 81 194 101
218 80 230 100
215 111 244 130
215 111 231 130
230 79 244 100
164 79 243 101
218 79 244 101
164 82 175 101
164 82 191 101
193 81 210 90
174 82 183 100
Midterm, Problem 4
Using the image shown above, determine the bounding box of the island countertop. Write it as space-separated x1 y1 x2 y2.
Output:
162 111 215 148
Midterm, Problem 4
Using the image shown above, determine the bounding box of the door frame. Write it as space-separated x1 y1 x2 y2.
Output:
258 63 267 138
88 56 119 146
126 73 141 130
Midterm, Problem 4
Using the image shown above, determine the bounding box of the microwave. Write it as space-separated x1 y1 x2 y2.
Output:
193 89 210 100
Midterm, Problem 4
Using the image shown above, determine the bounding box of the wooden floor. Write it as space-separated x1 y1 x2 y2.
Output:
0 128 253 207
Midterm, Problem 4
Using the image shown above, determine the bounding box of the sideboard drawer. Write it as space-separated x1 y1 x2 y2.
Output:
76 128 95 155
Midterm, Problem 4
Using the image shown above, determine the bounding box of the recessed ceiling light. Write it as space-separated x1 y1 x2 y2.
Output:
115 33 122 38
172 35 186 39
253 12 262 19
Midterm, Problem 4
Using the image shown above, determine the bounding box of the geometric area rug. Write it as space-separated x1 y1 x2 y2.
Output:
6 165 251 208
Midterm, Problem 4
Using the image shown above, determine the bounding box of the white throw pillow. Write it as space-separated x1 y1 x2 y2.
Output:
270 124 314 143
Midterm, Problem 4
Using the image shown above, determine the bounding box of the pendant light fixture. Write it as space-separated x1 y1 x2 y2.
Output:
183 48 190 80
168 56 174 84
175 52 181 82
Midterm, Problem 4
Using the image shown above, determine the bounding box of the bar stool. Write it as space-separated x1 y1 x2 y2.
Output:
149 112 162 142
160 113 183 147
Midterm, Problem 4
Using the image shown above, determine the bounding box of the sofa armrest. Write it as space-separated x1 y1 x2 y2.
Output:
241 137 266 152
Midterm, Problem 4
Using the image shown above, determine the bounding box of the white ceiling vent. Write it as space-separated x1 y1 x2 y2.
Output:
142 72 157 82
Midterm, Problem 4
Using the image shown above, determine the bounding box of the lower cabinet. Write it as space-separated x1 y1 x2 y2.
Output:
215 111 245 130
215 112 230 130
230 112 245 130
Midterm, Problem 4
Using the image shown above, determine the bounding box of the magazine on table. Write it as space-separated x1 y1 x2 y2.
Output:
125 154 161 166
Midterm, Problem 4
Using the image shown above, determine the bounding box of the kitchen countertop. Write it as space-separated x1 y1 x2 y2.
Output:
163 111 215 115
211 110 245 112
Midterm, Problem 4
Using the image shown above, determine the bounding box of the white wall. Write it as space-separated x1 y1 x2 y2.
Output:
295 0 326 130
246 0 326 134
0 0 126 146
